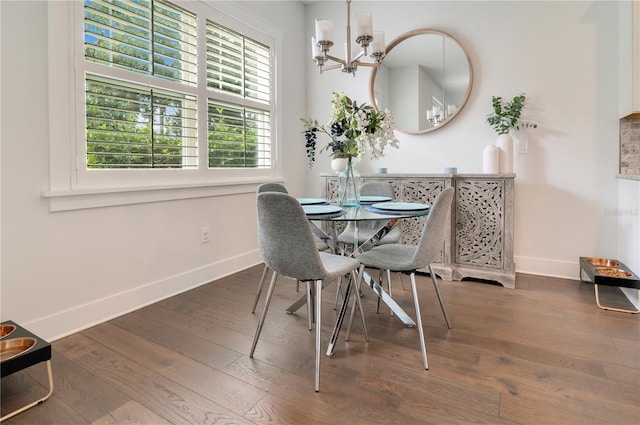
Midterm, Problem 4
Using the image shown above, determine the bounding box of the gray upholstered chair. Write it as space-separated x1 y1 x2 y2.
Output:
251 182 329 314
352 186 454 370
250 191 365 392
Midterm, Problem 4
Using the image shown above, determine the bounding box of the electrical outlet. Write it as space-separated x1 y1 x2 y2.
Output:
201 227 210 243
518 138 528 154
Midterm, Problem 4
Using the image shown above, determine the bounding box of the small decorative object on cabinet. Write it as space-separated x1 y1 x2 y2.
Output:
322 173 516 288
483 145 499 173
486 93 537 173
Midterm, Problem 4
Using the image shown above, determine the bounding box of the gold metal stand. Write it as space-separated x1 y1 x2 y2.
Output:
0 360 54 422
594 284 640 314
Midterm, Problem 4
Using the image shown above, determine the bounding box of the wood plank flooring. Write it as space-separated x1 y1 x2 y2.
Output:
2 266 639 424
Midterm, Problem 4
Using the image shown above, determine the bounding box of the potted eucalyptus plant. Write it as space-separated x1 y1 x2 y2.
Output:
486 93 537 173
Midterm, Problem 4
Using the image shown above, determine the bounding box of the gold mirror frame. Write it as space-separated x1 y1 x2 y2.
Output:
369 28 473 135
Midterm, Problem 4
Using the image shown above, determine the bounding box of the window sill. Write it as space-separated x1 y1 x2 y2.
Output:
42 178 277 211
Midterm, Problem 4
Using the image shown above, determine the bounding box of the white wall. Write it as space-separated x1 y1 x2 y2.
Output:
305 1 624 280
0 0 308 341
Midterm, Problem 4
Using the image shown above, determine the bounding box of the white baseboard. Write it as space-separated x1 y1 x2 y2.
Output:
22 251 262 342
515 255 580 280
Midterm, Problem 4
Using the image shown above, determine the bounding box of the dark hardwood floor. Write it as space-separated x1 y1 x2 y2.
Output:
2 266 639 424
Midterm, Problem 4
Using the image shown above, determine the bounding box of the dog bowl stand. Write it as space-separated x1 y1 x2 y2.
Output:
0 321 53 422
579 257 640 314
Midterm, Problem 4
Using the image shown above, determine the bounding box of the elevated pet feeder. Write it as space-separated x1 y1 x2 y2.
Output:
579 257 640 314
0 321 53 422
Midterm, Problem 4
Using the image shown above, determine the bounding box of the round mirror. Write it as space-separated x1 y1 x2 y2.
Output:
369 29 473 134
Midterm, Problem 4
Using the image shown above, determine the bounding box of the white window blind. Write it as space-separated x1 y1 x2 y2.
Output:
81 0 274 172
85 75 197 168
84 0 197 85
207 101 271 168
206 22 271 103
206 22 271 168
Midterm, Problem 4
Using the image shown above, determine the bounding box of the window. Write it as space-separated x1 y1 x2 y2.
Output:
205 22 271 168
79 0 275 174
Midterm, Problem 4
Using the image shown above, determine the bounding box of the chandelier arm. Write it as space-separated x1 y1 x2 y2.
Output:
324 53 347 66
352 62 379 68
321 63 344 72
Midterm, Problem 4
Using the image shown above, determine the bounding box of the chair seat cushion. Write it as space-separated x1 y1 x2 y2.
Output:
318 252 361 279
356 244 418 272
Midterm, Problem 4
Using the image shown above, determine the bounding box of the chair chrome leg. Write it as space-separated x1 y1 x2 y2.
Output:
250 271 279 357
410 272 429 370
326 274 353 356
386 269 394 317
251 264 270 313
306 281 314 330
429 264 451 329
314 279 323 392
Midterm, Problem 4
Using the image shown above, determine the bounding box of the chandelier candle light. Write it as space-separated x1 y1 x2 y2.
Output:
312 0 386 75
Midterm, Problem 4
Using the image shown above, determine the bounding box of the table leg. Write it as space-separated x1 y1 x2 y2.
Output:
361 271 416 327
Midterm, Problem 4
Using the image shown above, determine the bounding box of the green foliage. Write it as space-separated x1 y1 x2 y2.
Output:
486 93 537 135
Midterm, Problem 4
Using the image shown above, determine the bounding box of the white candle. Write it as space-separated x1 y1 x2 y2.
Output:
483 145 499 174
315 19 333 43
371 31 385 54
356 12 372 39
311 37 322 59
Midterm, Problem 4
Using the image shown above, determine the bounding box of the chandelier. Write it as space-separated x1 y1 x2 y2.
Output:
311 0 386 75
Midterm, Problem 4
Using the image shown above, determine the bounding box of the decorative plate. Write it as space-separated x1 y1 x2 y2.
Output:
370 202 430 211
359 196 393 203
303 205 343 215
297 198 329 205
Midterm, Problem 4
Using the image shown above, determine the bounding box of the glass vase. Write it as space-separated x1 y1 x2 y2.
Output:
338 158 361 207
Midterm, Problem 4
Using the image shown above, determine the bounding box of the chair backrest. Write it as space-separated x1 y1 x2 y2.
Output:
257 192 327 281
257 182 288 194
408 187 454 269
360 181 395 198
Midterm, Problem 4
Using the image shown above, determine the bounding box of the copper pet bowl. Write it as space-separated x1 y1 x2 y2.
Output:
594 268 633 278
0 324 16 339
0 337 37 362
585 258 621 267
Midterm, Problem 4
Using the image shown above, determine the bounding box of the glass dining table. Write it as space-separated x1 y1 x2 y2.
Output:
289 198 432 356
